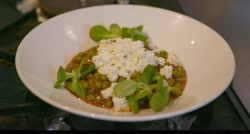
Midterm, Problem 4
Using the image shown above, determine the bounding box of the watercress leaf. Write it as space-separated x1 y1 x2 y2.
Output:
114 80 140 97
109 23 122 36
134 90 151 100
149 76 171 112
126 95 139 114
136 75 149 85
89 25 120 42
141 64 155 85
57 66 66 81
122 28 129 38
68 70 77 92
134 34 148 42
54 80 64 88
149 84 157 90
136 25 143 33
54 66 73 89
73 82 86 98
153 73 161 82
80 64 95 79
130 28 137 40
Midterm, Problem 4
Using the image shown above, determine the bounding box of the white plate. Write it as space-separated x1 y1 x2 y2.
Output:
15 5 235 122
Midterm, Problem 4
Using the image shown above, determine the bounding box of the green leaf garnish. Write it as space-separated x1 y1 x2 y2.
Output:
54 66 73 88
54 58 94 99
80 64 95 79
149 76 171 112
126 95 139 114
89 25 121 42
89 24 148 42
109 23 122 36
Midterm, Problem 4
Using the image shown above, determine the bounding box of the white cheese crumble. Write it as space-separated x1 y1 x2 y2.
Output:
101 82 117 99
92 38 158 82
167 52 183 66
148 43 157 50
160 65 173 79
112 97 130 112
100 82 131 112
157 57 166 66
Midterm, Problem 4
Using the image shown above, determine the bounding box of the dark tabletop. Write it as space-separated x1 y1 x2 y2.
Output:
0 0 248 130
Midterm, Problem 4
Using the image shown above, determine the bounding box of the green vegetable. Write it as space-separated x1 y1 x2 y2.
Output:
54 66 74 88
89 24 148 42
113 64 172 113
80 64 95 79
109 23 122 36
136 65 155 85
114 80 150 98
54 58 95 99
149 76 171 112
89 25 121 42
134 90 152 100
126 95 139 114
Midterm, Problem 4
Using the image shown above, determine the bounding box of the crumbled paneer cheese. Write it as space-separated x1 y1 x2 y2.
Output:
112 97 130 112
101 83 117 99
92 38 158 82
160 65 173 79
157 57 166 66
101 82 130 111
167 52 183 66
148 43 157 50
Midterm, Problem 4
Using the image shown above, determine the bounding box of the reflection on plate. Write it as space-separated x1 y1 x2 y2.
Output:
15 5 235 122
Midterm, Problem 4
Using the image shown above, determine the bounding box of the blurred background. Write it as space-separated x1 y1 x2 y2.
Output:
0 0 249 130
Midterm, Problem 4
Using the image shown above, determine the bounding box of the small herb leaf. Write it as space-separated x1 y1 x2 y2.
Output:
80 64 95 79
109 23 122 36
149 76 171 112
114 80 139 97
89 25 121 42
126 95 139 114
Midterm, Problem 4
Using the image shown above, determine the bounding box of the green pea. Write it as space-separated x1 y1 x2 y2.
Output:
91 46 98 52
160 50 168 59
102 81 111 89
172 70 182 78
178 77 184 82
94 72 99 78
94 81 102 89
167 78 175 87
155 52 160 57
65 64 72 72
99 74 108 81
80 81 88 89
131 72 140 79
178 66 185 72
91 77 99 82
88 79 94 86
78 52 85 58
88 88 94 94
87 94 95 100
171 83 182 96
86 73 94 79
105 100 113 108
90 52 97 58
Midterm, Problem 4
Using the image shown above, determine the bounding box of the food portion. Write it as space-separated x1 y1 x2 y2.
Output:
54 24 186 114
